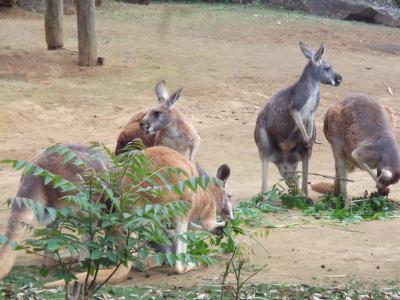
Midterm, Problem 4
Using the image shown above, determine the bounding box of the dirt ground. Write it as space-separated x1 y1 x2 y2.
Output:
1 1 400 289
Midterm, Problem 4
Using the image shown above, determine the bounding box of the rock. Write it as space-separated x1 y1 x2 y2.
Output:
16 0 102 13
264 0 400 27
0 0 17 6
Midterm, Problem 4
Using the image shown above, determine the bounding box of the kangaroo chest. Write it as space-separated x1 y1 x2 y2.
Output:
300 89 319 120
158 130 191 153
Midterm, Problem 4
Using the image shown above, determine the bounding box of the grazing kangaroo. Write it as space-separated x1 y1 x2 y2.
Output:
254 42 342 196
44 146 233 287
0 144 111 281
313 93 400 206
115 80 200 163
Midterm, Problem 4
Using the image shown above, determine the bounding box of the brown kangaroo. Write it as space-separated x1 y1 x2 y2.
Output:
312 93 400 206
115 80 200 163
0 145 233 286
44 146 233 287
0 144 111 281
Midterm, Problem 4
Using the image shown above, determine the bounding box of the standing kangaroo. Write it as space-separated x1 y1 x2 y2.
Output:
254 42 342 196
314 93 400 206
0 144 111 281
43 146 233 287
115 80 200 163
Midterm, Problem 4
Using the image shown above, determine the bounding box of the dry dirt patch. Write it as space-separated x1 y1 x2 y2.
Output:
1 2 400 288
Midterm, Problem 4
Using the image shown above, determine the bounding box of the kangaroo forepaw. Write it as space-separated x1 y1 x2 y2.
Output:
175 262 197 274
377 185 390 196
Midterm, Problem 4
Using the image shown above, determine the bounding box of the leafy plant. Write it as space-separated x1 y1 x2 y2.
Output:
219 247 267 300
235 185 285 226
304 191 396 224
237 183 397 227
0 143 241 299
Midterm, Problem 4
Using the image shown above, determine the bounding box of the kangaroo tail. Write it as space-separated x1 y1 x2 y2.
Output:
310 181 335 194
43 261 133 288
0 200 35 280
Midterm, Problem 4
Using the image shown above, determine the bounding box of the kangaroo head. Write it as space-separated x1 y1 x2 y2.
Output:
377 166 400 189
299 41 342 87
276 160 298 179
139 80 184 135
216 164 234 220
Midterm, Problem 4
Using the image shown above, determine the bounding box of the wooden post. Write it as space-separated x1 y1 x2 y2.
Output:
45 0 63 50
77 0 98 67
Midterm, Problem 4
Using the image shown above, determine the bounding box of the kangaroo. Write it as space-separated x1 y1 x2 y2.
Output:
0 144 111 281
312 93 400 206
43 146 233 288
115 80 200 164
254 42 342 196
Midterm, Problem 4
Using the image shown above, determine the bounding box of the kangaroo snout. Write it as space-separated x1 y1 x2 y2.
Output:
334 74 342 86
139 120 152 134
222 207 234 220
211 225 225 236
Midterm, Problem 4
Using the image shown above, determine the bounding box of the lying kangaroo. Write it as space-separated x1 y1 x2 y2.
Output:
254 42 342 196
0 144 111 281
115 80 200 163
44 146 233 287
312 93 400 206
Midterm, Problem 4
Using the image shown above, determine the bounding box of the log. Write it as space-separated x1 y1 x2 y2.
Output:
45 0 64 50
77 0 98 67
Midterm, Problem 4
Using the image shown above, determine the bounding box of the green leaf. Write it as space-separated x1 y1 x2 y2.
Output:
63 151 77 164
0 235 8 245
40 268 50 277
155 252 165 265
165 253 175 266
15 160 26 171
47 240 60 251
23 163 35 176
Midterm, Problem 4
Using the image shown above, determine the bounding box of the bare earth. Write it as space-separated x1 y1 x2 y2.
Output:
1 2 400 288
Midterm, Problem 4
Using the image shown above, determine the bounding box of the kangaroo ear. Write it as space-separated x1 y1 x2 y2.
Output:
155 80 169 102
299 41 314 60
313 43 325 63
216 164 230 184
164 86 183 108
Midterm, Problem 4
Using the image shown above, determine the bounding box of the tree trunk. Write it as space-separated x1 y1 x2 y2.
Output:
45 0 63 50
77 0 98 67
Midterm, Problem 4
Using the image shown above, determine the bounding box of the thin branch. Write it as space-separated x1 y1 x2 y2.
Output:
239 263 267 288
220 248 237 300
93 261 122 294
88 262 100 293
293 171 354 182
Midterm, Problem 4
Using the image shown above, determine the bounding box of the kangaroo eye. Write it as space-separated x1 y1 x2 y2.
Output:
153 111 160 118
324 66 331 71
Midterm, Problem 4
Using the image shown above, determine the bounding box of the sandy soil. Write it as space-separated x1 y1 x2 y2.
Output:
1 2 400 288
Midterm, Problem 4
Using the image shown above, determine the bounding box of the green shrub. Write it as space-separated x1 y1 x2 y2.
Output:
1 143 243 299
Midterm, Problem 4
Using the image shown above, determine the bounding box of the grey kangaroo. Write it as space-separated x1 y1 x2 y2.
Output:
317 93 400 206
254 42 342 196
0 144 111 281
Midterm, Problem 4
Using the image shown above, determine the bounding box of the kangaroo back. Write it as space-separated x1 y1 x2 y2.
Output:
316 94 399 202
0 144 110 280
